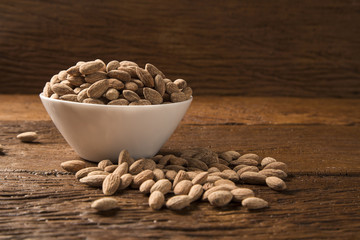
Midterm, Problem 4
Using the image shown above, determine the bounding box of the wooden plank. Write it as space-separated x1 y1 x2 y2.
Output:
0 171 359 239
1 121 359 174
1 95 360 125
0 1 359 97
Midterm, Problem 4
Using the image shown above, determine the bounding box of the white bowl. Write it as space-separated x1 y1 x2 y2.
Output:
40 94 192 162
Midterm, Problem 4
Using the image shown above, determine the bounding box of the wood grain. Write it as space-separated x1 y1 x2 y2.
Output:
1 95 360 125
0 171 359 239
0 0 359 97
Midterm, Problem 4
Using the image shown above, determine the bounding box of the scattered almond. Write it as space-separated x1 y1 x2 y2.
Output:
91 197 118 211
61 160 86 173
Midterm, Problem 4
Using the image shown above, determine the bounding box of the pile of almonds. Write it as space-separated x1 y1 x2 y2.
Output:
61 148 289 212
43 59 192 105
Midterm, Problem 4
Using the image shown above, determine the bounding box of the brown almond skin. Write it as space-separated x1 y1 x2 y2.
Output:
261 157 277 167
105 165 118 173
87 79 110 98
107 70 131 82
132 169 154 188
98 159 113 170
91 197 118 211
17 132 38 142
118 150 133 166
265 176 287 191
102 173 121 195
174 79 187 90
242 197 268 210
240 172 267 185
188 184 204 202
143 87 163 105
139 179 155 194
263 162 288 172
202 185 237 200
60 94 78 102
145 63 166 78
108 99 129 105
67 65 81 76
75 167 102 179
119 173 133 190
129 159 145 175
136 67 154 87
208 190 233 207
84 71 108 84
150 179 172 194
79 175 107 187
61 160 86 173
173 170 190 187
149 191 165 210
82 98 105 105
191 172 208 185
79 61 105 75
259 169 287 180
113 162 129 177
166 195 191 210
231 188 255 202
106 60 120 72
51 83 75 96
122 90 141 102
154 75 166 96
173 180 193 195
43 82 53 97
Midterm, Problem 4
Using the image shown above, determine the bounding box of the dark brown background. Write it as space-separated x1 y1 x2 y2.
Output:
0 0 359 97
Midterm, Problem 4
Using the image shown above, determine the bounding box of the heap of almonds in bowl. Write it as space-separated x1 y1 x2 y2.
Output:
61 148 289 212
42 59 192 105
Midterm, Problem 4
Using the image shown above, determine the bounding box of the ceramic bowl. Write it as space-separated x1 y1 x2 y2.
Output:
40 94 192 162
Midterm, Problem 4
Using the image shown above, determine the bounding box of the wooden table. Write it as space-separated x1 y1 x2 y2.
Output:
1 95 359 239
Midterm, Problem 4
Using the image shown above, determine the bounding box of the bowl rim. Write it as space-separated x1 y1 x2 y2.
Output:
39 93 192 108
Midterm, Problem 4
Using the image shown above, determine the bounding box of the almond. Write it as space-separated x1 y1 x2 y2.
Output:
182 87 193 99
67 65 81 76
118 149 133 166
87 79 109 98
113 162 129 177
221 170 239 182
173 170 190 187
120 60 138 67
75 167 102 179
153 168 165 181
230 158 258 166
263 162 288 172
188 184 203 202
61 160 86 173
107 70 131 82
106 60 120 72
173 180 193 195
88 171 110 176
150 179 172 194
42 82 53 97
143 87 163 105
214 179 235 186
119 173 133 190
16 132 38 143
98 159 113 170
208 190 233 207
77 88 89 102
240 172 266 185
60 94 78 102
129 159 145 175
202 184 237 201
122 90 140 102
191 172 208 185
105 88 119 100
136 67 154 87
259 169 287 180
154 75 166 96
166 195 191 210
261 157 277 167
239 153 260 162
102 173 121 195
149 191 165 210
165 170 177 181
132 169 154 188
139 179 155 194
67 76 84 86
237 166 259 175
231 188 255 202
265 176 287 191
104 165 118 173
82 98 105 105
91 197 118 211
107 78 125 90
79 174 107 187
79 61 105 75
108 99 129 105
145 63 165 78
51 83 75 96
242 197 268 210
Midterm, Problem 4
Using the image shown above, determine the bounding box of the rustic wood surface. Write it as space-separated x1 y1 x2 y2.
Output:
0 0 360 97
0 95 359 239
